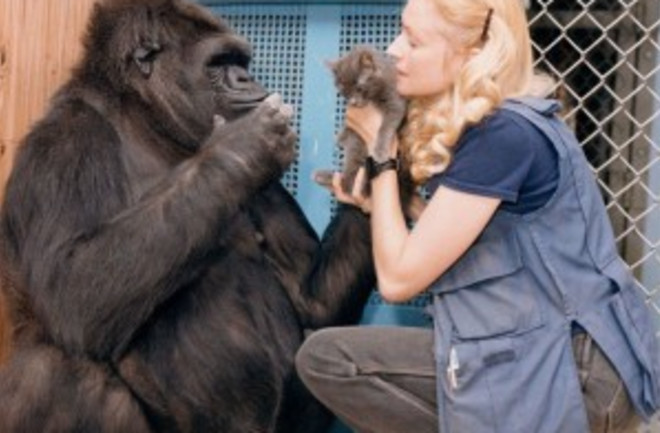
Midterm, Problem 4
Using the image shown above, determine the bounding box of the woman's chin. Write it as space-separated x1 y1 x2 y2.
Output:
395 80 427 99
395 83 412 98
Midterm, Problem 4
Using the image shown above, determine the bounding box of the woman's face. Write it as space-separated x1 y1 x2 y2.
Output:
387 0 468 98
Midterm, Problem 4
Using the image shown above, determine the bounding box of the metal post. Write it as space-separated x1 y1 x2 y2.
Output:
644 27 660 294
296 5 341 235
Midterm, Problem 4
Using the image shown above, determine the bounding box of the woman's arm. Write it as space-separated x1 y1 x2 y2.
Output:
371 173 499 302
338 104 500 303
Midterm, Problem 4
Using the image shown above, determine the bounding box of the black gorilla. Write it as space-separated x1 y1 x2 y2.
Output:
0 0 375 432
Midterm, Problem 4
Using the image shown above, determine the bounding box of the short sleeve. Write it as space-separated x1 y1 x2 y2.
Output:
427 111 537 203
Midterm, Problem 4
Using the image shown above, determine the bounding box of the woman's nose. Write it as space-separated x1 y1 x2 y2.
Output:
386 34 404 58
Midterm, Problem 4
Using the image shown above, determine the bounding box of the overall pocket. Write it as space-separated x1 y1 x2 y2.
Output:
441 336 521 433
434 229 545 339
432 230 554 433
437 327 590 433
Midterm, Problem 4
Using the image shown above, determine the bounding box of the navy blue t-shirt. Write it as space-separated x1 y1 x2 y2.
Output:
426 109 559 214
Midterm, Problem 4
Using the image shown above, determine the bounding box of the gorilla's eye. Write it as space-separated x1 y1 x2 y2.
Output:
136 48 159 64
207 51 250 70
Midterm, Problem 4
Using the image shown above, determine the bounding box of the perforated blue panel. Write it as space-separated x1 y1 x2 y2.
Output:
336 5 433 328
205 2 432 336
210 5 308 194
201 3 426 433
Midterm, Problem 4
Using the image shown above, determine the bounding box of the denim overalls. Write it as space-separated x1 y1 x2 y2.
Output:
429 97 660 433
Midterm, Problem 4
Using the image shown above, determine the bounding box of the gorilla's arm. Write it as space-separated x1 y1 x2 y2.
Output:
1 99 292 361
250 183 375 328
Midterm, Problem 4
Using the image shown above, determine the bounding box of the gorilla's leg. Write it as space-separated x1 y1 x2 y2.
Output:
0 346 152 433
275 373 335 433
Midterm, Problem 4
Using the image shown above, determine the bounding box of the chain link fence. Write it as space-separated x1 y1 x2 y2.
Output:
528 0 660 313
530 1 660 430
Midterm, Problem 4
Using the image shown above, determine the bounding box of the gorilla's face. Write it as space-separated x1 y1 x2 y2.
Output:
204 37 269 121
84 0 269 151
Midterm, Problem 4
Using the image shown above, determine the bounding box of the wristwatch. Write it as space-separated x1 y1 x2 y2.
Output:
365 156 399 180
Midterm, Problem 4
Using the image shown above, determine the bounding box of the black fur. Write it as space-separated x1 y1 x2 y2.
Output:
0 1 375 432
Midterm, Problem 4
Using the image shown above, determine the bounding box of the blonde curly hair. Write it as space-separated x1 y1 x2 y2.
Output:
400 0 553 184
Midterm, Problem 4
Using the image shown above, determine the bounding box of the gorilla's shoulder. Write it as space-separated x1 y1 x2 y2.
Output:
13 92 124 196
25 90 119 154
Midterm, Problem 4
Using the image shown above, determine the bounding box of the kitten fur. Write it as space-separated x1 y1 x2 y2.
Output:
315 46 423 219
316 46 406 193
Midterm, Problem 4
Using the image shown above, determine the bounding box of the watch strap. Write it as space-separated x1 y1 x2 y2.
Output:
365 156 399 180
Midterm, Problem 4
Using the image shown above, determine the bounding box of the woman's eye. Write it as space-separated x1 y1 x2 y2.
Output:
406 36 419 49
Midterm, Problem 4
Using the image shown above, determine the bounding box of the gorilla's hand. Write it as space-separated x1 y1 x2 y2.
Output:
207 93 296 180
248 93 297 170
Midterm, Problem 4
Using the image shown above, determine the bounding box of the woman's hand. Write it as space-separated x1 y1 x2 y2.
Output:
345 104 396 156
323 103 401 213
330 169 372 214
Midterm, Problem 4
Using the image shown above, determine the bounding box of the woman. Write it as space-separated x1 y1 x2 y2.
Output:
295 0 660 432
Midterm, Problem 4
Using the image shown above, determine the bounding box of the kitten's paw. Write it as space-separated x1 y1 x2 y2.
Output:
313 169 334 188
372 146 392 163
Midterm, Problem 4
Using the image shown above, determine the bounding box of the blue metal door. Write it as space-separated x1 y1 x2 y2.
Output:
201 0 432 330
199 2 430 431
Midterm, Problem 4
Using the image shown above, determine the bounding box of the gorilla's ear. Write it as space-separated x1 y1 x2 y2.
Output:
132 41 162 78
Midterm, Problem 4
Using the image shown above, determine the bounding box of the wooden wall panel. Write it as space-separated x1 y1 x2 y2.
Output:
0 0 97 363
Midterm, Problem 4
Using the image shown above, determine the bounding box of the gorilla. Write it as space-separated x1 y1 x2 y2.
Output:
0 0 375 432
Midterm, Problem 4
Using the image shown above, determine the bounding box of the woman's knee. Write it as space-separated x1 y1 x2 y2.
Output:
295 327 357 386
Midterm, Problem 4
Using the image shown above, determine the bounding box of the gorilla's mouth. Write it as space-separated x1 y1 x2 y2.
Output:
206 54 269 110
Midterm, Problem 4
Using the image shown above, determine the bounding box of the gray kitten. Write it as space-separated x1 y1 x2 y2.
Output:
314 46 407 196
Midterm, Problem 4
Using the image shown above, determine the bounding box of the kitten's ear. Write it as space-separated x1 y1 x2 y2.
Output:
326 59 339 72
358 51 376 72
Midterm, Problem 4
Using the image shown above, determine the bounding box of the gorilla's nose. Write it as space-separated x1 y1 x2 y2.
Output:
227 66 254 88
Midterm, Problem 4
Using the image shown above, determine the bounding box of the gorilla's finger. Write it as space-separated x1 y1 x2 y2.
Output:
273 128 296 151
270 101 293 124
275 132 297 168
213 115 226 128
279 103 294 119
271 112 291 130
263 93 283 110
284 130 298 143
255 95 280 119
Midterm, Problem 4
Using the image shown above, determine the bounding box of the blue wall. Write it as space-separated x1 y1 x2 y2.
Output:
202 0 432 331
199 3 429 432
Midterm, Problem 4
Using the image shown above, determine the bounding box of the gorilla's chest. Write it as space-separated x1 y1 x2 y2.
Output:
220 210 268 260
